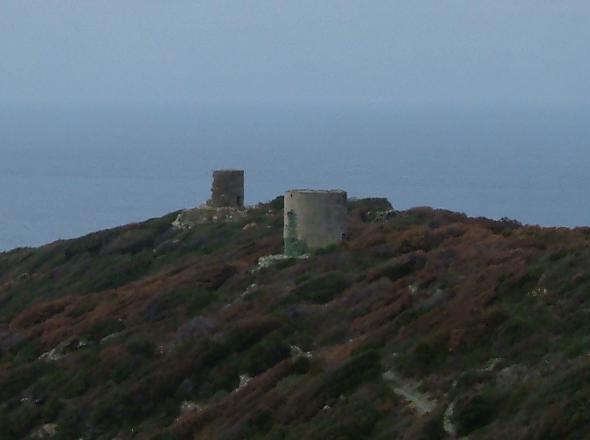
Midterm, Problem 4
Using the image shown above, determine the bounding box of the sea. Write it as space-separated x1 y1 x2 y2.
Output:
1 102 588 251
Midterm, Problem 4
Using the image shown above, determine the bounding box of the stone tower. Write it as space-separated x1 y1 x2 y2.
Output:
208 170 245 208
283 189 348 256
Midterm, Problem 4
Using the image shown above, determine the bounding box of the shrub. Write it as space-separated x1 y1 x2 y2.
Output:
66 301 96 318
268 196 284 210
370 253 426 282
420 410 446 440
243 331 291 376
14 339 41 364
348 198 393 221
293 272 350 304
186 289 217 314
42 397 64 422
63 371 91 397
313 244 341 256
102 229 156 255
0 361 50 400
275 257 298 270
227 317 284 352
401 331 449 376
2 406 41 439
199 364 240 398
245 407 274 436
311 396 382 440
54 406 84 439
126 336 156 358
86 317 125 340
454 393 496 436
319 349 382 399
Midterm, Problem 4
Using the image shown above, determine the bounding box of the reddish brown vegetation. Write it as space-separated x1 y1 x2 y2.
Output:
0 202 589 439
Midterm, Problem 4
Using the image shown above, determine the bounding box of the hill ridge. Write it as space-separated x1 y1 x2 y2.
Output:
1 198 589 439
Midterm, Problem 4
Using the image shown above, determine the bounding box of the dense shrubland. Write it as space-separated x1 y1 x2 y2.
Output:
0 199 590 438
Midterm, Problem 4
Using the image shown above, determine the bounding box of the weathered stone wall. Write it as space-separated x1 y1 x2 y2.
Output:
283 189 348 256
208 170 245 208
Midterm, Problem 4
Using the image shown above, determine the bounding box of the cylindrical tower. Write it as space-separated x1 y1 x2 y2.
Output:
208 170 245 208
283 189 348 256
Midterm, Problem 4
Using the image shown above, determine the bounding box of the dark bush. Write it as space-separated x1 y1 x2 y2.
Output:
268 196 284 210
243 331 291 376
312 396 382 440
42 397 64 422
374 253 426 281
186 289 217 314
319 349 381 399
126 336 156 358
454 393 496 436
63 371 91 397
55 406 84 439
348 197 393 214
199 363 240 398
14 339 41 364
102 229 156 255
401 332 449 376
0 361 50 400
86 317 125 340
293 272 350 304
420 410 447 440
227 317 284 352
2 406 41 439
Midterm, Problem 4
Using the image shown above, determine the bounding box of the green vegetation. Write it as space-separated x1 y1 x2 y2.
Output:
454 393 497 436
292 272 350 304
0 200 589 438
284 210 308 257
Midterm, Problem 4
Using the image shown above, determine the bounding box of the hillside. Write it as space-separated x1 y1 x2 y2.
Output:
1 198 590 439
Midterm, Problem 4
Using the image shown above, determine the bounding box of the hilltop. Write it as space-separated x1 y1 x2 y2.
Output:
1 198 590 439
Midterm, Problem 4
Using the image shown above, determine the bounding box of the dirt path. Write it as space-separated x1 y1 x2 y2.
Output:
383 370 437 415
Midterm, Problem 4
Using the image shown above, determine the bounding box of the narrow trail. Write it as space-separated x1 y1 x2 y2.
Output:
383 370 437 415
383 370 458 437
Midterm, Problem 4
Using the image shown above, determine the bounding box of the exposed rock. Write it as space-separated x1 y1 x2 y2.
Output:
100 332 123 344
173 206 248 230
242 222 257 230
443 402 457 437
496 364 530 387
254 254 308 271
383 370 437 415
483 357 504 372
528 286 549 298
31 423 58 439
240 283 258 298
237 374 252 390
290 345 313 360
38 338 88 361
180 401 201 415
413 288 446 310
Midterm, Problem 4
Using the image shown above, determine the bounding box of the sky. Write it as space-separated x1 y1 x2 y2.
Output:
1 1 590 248
1 1 589 109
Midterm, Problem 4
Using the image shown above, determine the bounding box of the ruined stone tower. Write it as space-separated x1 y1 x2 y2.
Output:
208 170 245 208
283 189 348 256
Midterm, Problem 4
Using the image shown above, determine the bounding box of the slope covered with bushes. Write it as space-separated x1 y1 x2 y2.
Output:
1 198 589 439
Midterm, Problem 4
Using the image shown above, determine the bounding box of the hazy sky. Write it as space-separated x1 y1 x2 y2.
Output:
1 1 589 108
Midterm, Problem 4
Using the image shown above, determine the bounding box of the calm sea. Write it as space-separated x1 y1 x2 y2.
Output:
1 103 588 251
